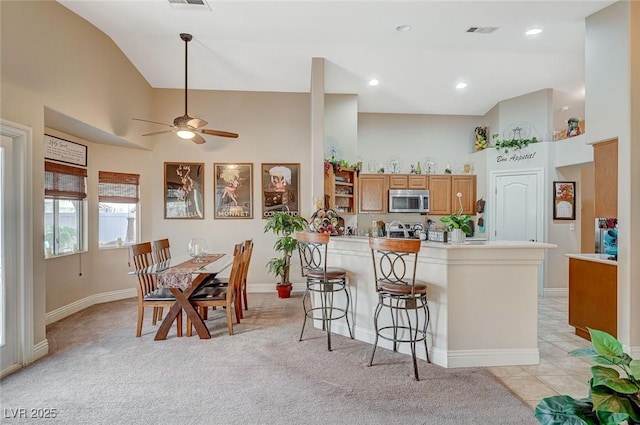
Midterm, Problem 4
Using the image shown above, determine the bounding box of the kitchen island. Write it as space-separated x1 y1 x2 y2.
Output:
322 237 556 368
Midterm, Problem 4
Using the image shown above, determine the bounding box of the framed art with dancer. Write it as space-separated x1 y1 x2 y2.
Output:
164 162 205 219
261 163 300 219
213 163 253 219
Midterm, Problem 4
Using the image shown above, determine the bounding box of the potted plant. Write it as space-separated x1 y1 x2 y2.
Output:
440 192 471 243
535 328 640 425
263 212 308 298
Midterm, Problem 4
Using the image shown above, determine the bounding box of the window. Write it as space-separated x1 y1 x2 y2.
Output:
44 161 87 256
98 171 139 248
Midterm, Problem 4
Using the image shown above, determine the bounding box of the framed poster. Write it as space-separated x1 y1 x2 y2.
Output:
261 163 300 219
44 134 87 167
553 181 576 220
164 162 205 219
213 163 253 219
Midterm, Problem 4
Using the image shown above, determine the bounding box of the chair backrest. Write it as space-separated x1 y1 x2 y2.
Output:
296 231 330 277
130 242 157 298
241 239 254 284
152 238 171 263
369 237 421 293
227 242 245 300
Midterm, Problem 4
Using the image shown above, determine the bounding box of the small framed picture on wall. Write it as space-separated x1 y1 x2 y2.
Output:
213 163 253 219
553 181 576 220
164 162 205 219
261 163 300 219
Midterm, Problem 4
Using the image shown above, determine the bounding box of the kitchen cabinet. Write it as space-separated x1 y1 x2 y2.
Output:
358 174 388 214
568 257 617 340
452 175 477 215
388 174 428 189
594 139 618 218
428 175 452 215
324 167 357 215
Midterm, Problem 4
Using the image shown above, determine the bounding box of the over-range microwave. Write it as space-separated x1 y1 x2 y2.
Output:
388 189 430 213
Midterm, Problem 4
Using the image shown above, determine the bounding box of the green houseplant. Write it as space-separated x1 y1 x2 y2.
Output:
492 133 539 153
263 212 308 297
440 192 471 242
535 328 640 425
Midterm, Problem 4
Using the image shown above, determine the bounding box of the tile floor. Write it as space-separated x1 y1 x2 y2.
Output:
488 296 595 408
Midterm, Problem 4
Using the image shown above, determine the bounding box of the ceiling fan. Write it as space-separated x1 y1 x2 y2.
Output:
133 33 238 144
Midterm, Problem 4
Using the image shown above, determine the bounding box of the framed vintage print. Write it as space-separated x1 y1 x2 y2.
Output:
213 163 253 219
164 162 205 219
553 181 576 220
261 163 300 219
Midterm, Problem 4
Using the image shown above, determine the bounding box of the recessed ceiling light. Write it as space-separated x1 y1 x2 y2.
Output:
525 28 543 36
396 25 412 32
456 82 468 89
369 79 380 87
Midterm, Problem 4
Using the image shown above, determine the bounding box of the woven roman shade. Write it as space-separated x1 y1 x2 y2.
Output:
44 161 87 200
98 171 139 203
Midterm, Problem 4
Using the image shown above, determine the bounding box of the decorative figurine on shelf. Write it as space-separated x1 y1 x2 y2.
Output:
444 164 452 174
567 118 582 137
474 126 488 151
416 161 422 174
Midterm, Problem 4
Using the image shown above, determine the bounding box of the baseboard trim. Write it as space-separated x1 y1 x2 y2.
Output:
31 338 49 363
543 288 568 298
46 288 136 325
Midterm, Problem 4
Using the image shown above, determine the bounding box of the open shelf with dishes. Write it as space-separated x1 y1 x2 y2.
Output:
324 166 357 215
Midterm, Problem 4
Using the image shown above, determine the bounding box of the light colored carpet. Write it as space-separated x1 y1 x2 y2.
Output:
1 293 538 425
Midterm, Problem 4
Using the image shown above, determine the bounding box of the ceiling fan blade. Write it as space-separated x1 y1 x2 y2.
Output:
191 134 207 145
133 118 172 127
201 129 239 139
187 118 208 129
142 130 175 136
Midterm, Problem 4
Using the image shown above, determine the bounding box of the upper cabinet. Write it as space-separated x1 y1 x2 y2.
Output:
594 139 618 218
388 174 428 189
358 174 388 214
452 175 477 215
428 175 452 215
324 167 357 215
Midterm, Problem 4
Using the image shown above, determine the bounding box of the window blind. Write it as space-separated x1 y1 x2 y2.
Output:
44 161 87 200
98 171 140 203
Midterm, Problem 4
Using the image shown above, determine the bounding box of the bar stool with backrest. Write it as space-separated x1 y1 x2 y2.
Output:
130 242 182 337
296 231 353 351
368 237 431 380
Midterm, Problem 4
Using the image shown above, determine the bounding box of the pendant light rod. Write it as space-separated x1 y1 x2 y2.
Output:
180 33 193 116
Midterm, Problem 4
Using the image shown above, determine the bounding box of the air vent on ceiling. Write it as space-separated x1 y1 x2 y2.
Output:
168 0 211 10
466 26 499 34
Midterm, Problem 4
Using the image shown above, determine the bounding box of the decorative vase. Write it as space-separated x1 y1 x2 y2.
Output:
450 228 466 244
276 284 292 298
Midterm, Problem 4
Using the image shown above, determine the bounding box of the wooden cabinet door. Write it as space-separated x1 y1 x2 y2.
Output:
408 175 428 189
451 175 477 214
358 175 388 214
388 175 408 189
594 139 618 218
428 175 451 215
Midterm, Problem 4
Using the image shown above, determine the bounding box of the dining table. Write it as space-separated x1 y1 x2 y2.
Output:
130 253 231 340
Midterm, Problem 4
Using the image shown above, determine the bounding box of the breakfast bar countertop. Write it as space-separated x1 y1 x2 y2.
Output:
566 253 618 266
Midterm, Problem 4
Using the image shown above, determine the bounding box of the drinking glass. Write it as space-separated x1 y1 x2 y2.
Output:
188 238 208 263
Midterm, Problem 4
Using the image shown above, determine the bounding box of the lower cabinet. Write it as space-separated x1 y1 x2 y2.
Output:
568 258 617 340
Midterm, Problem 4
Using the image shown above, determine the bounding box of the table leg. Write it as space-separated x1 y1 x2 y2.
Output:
154 275 212 340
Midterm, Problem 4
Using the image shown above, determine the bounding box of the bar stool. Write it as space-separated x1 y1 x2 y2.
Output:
368 237 431 380
296 231 353 351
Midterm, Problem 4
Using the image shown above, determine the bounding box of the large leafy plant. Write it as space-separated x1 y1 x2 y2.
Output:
263 212 308 286
440 192 471 234
535 328 640 425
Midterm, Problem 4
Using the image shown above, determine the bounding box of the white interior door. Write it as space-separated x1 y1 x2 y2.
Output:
491 169 545 295
1 134 19 373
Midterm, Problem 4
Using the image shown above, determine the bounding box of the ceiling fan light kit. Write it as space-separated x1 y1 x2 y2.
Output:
133 33 238 144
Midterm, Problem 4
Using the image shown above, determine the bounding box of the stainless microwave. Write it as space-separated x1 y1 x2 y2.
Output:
388 189 430 213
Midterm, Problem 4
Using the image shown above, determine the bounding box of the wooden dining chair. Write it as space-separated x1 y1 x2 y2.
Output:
152 238 171 263
130 242 182 337
201 239 253 322
186 242 244 336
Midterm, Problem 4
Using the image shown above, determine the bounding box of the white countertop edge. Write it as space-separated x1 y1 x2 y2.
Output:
332 236 556 249
566 253 618 266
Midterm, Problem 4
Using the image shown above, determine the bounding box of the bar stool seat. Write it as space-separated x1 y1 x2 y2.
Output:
296 231 353 351
368 237 431 380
